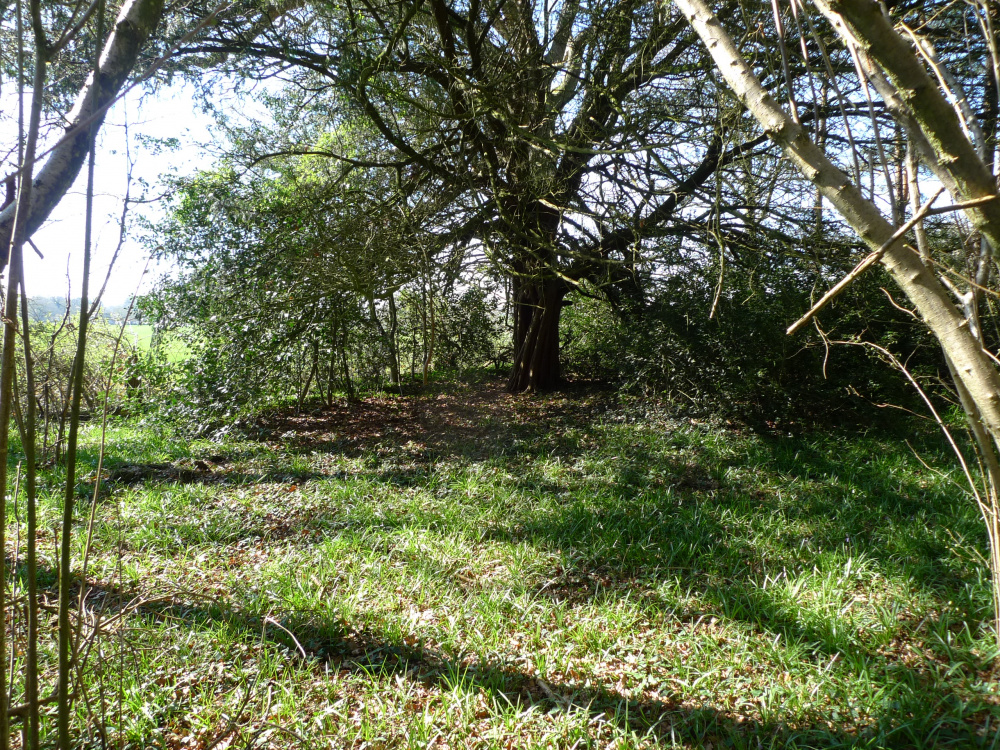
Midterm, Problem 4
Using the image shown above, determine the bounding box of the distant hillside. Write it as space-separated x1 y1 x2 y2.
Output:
27 297 141 324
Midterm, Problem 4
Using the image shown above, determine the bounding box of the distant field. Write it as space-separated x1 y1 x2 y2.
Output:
119 323 154 350
123 323 189 362
35 322 190 362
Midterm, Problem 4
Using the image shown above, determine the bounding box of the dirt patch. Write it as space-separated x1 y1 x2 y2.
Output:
254 381 619 459
109 455 230 485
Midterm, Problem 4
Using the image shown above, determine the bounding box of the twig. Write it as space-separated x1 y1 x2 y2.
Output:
77 258 150 640
8 691 74 720
203 675 260 750
245 722 313 749
264 616 307 660
787 187 975 335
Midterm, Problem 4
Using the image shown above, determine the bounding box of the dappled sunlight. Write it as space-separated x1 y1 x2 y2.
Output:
29 380 993 747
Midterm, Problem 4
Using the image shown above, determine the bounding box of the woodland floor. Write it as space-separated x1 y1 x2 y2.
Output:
8 378 1000 748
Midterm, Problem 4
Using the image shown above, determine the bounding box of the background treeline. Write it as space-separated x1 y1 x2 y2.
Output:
26 297 140 324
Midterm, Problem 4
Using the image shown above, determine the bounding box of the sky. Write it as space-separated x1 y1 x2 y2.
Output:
19 83 215 306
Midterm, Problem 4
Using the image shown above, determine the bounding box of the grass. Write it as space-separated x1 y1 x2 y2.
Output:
27 321 188 369
120 323 153 351
113 323 188 363
7 380 1000 748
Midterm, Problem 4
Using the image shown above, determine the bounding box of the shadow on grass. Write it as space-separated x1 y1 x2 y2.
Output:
63 386 1000 745
98 394 991 653
114 590 997 750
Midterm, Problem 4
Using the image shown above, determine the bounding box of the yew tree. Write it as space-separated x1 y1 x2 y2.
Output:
181 0 779 391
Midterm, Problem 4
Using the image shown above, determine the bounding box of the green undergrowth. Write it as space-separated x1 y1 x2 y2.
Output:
7 382 1000 748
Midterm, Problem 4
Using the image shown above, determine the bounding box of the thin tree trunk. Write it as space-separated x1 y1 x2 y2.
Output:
58 50 100 750
425 282 436 385
327 340 337 406
0 6 50 744
17 284 39 750
317 347 328 406
297 341 319 414
410 319 417 383
0 209 21 750
421 274 430 385
340 324 354 401
0 0 166 269
388 292 401 394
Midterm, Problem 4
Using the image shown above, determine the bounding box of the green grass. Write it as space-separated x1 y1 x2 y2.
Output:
28 321 188 365
6 382 1000 748
120 323 154 350
117 323 188 362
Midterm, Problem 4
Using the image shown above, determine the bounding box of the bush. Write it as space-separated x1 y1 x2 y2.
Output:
561 265 942 427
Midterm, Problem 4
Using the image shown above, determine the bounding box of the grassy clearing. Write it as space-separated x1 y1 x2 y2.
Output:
8 381 1000 748
120 323 153 350
112 323 188 362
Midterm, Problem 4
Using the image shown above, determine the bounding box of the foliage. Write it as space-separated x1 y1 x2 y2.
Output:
562 253 944 424
142 144 510 424
21 319 143 441
173 0 784 390
421 283 509 374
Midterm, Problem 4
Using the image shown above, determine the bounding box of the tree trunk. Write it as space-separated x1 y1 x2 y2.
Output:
677 0 1000 443
420 276 428 385
387 292 401 394
506 276 567 393
297 341 319 414
326 342 337 406
676 0 1000 639
0 0 165 268
340 323 354 402
368 295 400 388
422 272 436 386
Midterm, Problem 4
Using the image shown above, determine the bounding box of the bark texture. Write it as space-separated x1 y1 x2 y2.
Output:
507 276 567 393
814 0 1000 252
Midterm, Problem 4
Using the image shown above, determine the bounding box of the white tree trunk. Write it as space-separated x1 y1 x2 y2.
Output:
814 0 1000 252
0 0 165 266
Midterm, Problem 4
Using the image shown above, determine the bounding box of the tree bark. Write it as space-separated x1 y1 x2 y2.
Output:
678 0 1000 641
507 275 567 393
813 0 1000 253
340 323 354 401
387 292 401 393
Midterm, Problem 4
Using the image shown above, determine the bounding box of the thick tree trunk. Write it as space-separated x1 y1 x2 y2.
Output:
507 276 567 393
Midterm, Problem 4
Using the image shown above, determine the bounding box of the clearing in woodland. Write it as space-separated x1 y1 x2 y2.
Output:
18 379 1000 748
